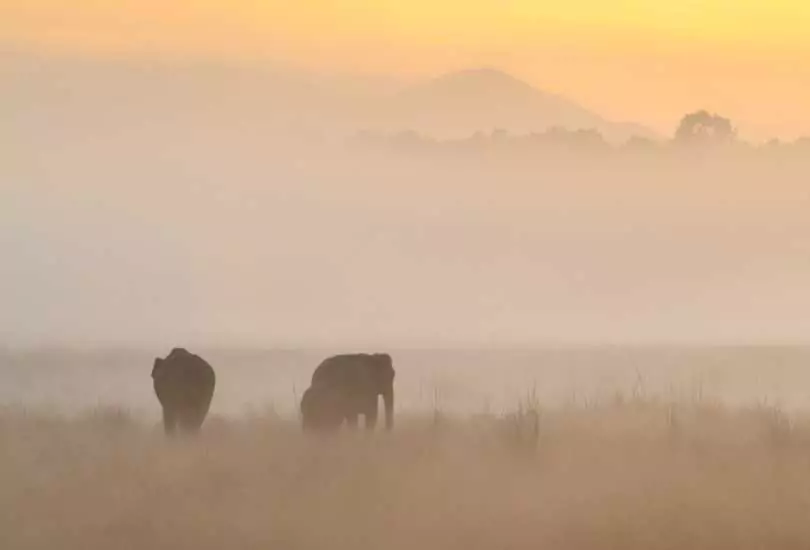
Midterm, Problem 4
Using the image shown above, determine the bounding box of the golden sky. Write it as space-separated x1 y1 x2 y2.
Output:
3 0 810 138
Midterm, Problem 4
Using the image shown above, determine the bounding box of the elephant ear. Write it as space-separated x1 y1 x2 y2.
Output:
375 353 394 374
371 353 394 387
151 358 165 379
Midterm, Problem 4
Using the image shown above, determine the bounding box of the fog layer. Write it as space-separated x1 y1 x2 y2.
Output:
4 55 810 348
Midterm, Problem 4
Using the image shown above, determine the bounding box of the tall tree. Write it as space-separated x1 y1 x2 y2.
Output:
674 110 736 144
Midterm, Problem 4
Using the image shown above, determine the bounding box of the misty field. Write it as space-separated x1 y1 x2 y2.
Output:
3 396 810 550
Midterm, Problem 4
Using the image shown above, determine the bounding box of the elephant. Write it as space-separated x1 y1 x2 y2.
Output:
300 352 395 432
151 347 216 437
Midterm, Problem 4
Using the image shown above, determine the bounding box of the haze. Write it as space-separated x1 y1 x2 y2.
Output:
3 2 810 349
8 7 810 550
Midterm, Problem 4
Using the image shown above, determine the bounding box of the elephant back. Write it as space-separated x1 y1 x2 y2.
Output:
311 354 380 392
153 348 216 402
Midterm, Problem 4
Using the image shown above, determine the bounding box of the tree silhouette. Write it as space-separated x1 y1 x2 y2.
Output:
674 110 736 144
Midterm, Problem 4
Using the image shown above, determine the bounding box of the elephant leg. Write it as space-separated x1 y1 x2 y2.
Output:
189 400 211 432
180 404 208 434
162 407 177 436
365 396 379 430
184 411 205 434
175 409 191 434
345 412 359 430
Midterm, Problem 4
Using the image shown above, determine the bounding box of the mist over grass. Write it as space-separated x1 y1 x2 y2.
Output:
3 394 810 550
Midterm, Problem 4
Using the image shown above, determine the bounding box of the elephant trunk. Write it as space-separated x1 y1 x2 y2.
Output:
383 388 394 430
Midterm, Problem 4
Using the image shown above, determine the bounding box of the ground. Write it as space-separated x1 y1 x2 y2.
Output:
2 395 810 550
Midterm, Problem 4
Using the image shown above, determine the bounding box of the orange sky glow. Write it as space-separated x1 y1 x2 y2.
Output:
3 0 810 138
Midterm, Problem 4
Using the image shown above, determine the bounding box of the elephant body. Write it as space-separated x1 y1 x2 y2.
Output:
152 348 216 436
300 353 395 432
300 385 346 433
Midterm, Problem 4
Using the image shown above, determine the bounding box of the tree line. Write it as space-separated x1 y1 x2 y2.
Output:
350 110 810 155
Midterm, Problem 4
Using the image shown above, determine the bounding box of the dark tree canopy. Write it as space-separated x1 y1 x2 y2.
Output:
675 110 736 144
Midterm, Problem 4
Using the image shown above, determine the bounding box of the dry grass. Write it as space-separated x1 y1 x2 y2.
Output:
3 396 810 550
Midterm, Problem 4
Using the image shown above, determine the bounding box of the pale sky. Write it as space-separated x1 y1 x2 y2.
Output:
3 0 810 137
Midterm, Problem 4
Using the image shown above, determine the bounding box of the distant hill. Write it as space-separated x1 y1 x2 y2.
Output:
3 54 656 147
377 68 657 143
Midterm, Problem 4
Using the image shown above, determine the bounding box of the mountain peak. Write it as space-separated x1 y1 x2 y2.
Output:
427 67 538 96
390 67 658 142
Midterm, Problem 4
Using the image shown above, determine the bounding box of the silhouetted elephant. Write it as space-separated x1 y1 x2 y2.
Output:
300 353 395 432
152 347 216 436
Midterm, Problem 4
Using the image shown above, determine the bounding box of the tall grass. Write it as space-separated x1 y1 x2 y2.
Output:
2 396 810 550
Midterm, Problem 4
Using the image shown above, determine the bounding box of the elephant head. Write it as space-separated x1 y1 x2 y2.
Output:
152 347 188 380
151 357 166 380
